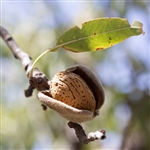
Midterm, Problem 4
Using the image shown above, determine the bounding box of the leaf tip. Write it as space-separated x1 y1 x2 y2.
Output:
132 20 145 35
138 22 145 35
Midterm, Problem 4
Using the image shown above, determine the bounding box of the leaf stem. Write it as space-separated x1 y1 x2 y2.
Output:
29 38 82 78
30 47 57 78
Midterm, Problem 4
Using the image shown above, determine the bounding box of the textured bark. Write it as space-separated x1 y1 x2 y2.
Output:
0 26 49 96
68 122 106 144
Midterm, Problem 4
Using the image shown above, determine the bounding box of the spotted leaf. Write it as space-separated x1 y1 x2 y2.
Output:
56 18 144 52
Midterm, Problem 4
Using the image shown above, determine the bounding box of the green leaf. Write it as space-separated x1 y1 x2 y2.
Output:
30 18 144 77
56 18 144 52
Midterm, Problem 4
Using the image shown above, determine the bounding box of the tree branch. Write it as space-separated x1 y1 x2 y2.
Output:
0 26 49 96
68 122 106 144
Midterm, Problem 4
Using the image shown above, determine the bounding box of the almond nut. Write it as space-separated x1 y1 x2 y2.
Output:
38 64 105 123
50 71 96 112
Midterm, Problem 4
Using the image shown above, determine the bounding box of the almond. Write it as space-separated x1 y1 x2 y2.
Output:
49 71 96 112
38 64 105 122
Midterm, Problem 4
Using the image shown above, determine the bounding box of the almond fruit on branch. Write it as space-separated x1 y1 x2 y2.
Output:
38 64 105 123
38 64 106 143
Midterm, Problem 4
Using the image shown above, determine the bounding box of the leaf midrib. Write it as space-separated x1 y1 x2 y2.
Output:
57 25 139 47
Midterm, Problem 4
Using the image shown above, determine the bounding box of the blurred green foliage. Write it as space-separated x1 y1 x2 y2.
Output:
1 1 149 150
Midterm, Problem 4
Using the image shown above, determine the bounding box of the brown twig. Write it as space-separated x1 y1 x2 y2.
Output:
68 122 106 144
0 26 49 96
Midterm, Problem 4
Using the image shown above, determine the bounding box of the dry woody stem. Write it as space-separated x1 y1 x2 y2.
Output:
0 26 49 96
68 122 106 144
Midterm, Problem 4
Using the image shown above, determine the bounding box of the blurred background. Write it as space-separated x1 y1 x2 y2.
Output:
1 0 149 150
